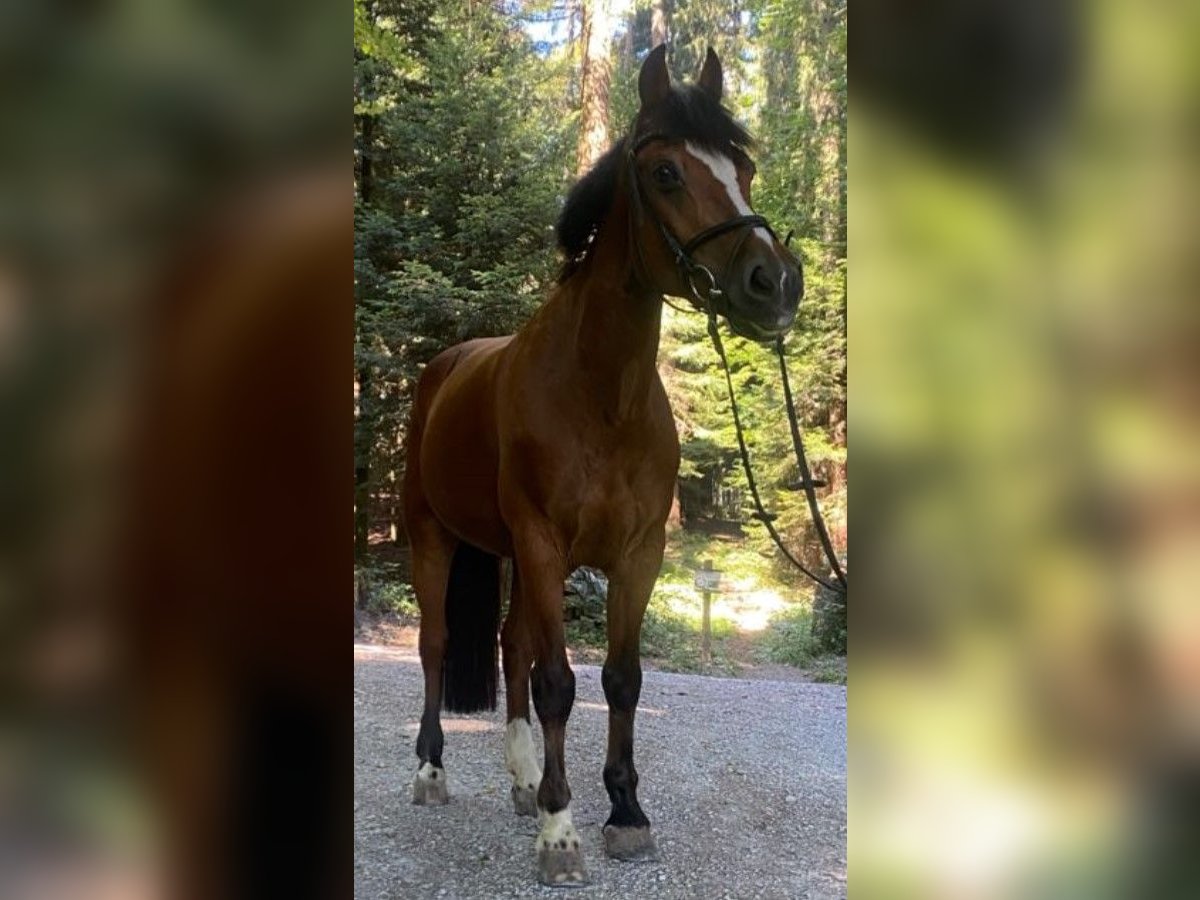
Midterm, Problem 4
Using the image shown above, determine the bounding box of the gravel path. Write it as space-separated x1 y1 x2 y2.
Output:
355 643 846 899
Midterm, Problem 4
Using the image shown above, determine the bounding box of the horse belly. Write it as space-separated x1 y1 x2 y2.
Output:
419 365 511 556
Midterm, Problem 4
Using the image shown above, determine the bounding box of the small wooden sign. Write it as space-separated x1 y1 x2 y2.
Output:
694 560 720 668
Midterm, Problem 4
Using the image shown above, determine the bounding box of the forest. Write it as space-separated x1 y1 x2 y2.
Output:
354 0 846 673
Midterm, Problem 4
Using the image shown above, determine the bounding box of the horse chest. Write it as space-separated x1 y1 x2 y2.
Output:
570 496 637 568
561 443 675 567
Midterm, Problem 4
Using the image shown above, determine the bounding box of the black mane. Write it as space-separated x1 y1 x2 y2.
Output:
554 84 755 282
554 143 624 281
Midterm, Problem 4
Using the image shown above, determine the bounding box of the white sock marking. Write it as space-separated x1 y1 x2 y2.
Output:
416 761 445 782
504 719 542 791
537 807 581 852
685 142 774 251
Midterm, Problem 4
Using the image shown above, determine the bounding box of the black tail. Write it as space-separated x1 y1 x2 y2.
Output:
442 542 501 713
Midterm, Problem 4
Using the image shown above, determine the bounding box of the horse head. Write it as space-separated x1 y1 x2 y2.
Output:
627 44 803 340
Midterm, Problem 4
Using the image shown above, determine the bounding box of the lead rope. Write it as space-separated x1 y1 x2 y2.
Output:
773 334 848 590
623 133 845 594
704 310 844 593
694 224 847 595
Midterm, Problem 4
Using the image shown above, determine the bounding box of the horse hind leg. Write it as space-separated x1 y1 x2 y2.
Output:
408 512 455 806
501 562 540 817
413 525 504 808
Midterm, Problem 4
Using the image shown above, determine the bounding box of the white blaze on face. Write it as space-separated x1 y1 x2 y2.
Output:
536 807 582 853
505 718 542 791
684 141 774 251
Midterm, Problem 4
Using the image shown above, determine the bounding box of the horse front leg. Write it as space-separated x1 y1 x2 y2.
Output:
501 562 541 817
512 526 586 886
601 533 664 861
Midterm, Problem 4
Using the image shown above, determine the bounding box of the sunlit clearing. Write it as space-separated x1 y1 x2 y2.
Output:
658 584 791 633
713 589 791 632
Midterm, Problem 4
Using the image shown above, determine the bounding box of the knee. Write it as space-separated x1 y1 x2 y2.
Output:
531 658 575 720
602 661 642 711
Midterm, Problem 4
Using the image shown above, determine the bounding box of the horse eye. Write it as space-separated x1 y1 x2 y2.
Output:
652 163 680 187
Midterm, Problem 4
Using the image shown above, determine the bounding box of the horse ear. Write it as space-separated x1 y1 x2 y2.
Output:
698 47 722 102
639 44 671 107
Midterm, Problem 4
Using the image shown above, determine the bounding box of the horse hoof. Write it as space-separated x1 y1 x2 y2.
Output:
511 784 538 817
537 846 587 887
602 824 658 861
411 768 449 806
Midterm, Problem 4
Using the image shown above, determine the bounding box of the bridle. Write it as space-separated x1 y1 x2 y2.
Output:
623 127 847 596
625 130 784 315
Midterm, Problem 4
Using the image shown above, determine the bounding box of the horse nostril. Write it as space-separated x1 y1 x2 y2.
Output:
789 266 804 303
748 264 775 299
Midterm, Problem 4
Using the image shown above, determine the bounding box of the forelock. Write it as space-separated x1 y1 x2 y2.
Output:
640 84 755 155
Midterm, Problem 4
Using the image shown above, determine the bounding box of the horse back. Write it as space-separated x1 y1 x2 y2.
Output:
409 336 511 429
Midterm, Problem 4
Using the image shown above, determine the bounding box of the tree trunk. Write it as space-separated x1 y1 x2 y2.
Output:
666 481 682 531
577 0 614 174
651 0 669 48
388 467 400 546
354 79 374 560
354 369 371 560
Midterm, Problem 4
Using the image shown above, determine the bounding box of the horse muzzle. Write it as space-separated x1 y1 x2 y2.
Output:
724 252 803 342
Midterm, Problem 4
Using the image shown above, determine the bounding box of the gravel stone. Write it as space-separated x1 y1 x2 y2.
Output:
355 643 846 899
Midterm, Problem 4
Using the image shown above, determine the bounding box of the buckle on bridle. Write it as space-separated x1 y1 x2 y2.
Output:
686 263 720 308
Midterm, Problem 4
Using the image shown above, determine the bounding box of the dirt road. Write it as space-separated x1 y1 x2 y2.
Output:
355 642 846 899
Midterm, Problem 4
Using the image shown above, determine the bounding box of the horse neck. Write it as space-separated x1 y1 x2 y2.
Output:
561 193 664 420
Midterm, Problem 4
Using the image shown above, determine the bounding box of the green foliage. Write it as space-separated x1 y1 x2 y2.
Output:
808 657 847 685
758 601 844 682
760 602 819 667
640 584 740 674
809 579 847 655
355 562 419 618
658 529 779 585
355 0 576 502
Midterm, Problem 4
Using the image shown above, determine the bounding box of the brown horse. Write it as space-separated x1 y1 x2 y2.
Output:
403 45 801 886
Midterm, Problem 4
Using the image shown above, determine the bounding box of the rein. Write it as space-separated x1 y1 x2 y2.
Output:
625 132 848 595
706 312 848 594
